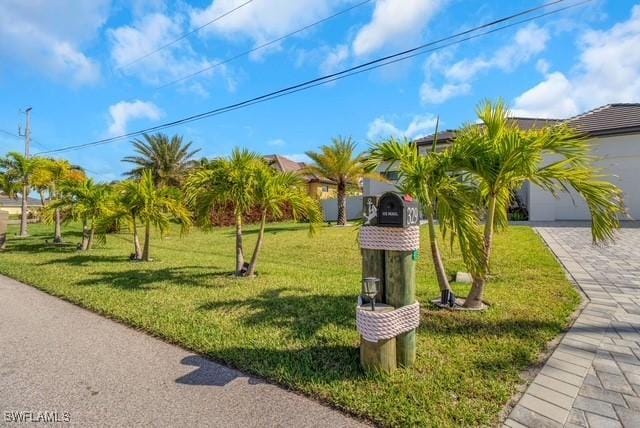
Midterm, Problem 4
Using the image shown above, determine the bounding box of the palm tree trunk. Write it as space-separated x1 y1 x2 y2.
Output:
132 215 142 260
337 182 347 225
19 184 28 237
87 220 96 251
464 194 497 309
235 212 244 275
426 206 451 293
142 221 151 262
53 208 63 243
247 210 267 277
39 190 46 207
80 219 89 251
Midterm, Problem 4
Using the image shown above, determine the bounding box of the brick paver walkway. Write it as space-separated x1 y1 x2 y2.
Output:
505 225 640 428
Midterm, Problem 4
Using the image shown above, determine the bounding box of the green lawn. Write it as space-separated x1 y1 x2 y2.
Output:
0 222 579 427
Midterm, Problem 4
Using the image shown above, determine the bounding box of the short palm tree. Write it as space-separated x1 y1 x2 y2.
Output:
185 148 263 275
52 179 112 250
122 133 200 188
127 170 191 261
304 137 369 225
0 152 42 237
449 100 624 308
245 166 322 277
367 137 483 294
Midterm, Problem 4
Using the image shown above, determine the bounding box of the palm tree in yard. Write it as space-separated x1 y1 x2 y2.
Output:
114 171 191 261
449 100 624 309
304 137 369 225
245 166 322 277
52 179 112 251
0 152 42 237
122 133 200 188
185 148 263 275
367 137 483 295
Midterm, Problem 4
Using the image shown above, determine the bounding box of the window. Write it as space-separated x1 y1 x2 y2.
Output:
321 185 329 192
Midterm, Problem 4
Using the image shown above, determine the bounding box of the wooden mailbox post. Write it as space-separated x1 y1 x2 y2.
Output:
358 193 420 372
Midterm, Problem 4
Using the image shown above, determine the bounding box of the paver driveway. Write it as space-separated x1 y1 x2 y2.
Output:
505 224 640 428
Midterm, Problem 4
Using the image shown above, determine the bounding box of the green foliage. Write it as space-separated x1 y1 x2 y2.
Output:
0 222 580 427
122 133 201 188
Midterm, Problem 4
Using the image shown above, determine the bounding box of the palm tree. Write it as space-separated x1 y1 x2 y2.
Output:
38 159 84 243
449 100 624 308
367 137 483 295
52 179 112 250
245 166 322 277
122 133 200 188
0 152 42 237
124 170 191 262
304 137 369 225
185 148 263 275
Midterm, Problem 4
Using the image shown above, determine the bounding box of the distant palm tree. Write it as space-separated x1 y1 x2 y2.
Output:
0 152 42 237
304 137 369 225
122 133 200 188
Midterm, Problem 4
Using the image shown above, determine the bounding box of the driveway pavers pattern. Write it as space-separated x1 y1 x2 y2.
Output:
505 224 640 428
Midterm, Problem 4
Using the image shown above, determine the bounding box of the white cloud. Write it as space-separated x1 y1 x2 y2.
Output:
353 0 444 57
421 23 550 104
320 44 350 74
512 5 640 117
367 114 438 140
109 12 236 92
107 100 163 137
0 0 107 85
190 0 336 59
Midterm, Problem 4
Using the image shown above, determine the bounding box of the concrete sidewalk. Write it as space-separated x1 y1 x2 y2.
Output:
0 275 365 427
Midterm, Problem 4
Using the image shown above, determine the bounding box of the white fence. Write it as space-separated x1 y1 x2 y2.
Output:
321 196 363 222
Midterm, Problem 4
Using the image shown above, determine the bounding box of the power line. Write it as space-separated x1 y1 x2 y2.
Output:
157 0 373 89
116 0 256 70
36 0 587 156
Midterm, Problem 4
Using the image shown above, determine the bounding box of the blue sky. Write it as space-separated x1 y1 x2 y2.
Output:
0 0 638 181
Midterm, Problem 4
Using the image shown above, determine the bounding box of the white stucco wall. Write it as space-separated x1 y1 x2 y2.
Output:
321 196 363 222
528 133 639 221
363 161 400 196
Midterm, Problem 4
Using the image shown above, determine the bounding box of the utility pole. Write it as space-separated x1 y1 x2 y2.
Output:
17 107 32 237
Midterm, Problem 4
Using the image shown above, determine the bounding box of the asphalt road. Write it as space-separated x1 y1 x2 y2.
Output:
0 275 365 427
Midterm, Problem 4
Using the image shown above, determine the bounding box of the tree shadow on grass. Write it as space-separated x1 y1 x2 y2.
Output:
198 288 356 340
40 254 127 266
232 225 308 236
75 266 235 291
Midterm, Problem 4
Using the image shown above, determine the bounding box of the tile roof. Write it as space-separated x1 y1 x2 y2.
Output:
565 103 640 136
0 192 42 207
264 155 335 184
415 103 640 146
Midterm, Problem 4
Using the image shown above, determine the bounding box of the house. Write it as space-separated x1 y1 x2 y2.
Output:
0 192 42 216
364 103 640 221
264 154 337 199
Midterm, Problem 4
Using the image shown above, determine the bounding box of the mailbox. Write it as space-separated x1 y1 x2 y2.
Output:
377 192 420 228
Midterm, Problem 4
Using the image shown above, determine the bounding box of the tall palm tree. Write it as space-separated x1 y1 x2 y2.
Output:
122 133 201 188
304 137 369 225
0 152 42 237
367 137 483 295
245 166 322 277
185 148 263 275
449 100 624 308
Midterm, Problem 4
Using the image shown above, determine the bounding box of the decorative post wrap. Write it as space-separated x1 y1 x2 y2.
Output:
357 192 420 372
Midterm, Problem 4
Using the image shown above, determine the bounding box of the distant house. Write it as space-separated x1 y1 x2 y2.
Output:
264 154 337 199
0 192 42 216
364 103 640 221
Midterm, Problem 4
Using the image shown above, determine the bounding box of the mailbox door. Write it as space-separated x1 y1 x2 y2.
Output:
378 193 404 227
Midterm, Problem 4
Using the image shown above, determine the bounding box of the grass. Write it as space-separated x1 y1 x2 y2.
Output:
0 222 579 427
